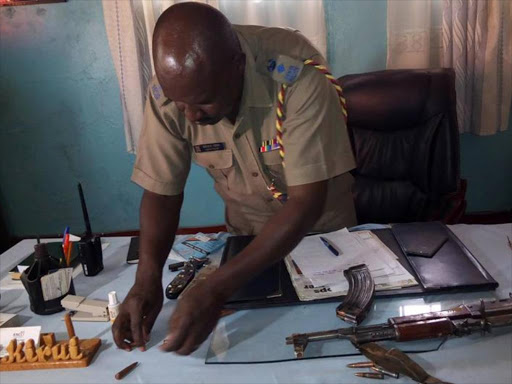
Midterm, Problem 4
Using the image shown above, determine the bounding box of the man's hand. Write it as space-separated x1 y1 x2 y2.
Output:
112 280 164 352
160 278 224 355
112 189 183 352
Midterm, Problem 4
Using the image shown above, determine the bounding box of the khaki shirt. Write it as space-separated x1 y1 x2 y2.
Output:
132 25 357 235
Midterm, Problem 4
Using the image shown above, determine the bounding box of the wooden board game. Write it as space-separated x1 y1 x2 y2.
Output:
0 332 101 371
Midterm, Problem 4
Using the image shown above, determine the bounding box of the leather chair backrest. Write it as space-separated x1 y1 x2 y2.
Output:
339 69 460 223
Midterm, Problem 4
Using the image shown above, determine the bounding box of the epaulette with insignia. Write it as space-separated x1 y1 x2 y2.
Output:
149 78 167 107
152 83 162 100
257 54 304 85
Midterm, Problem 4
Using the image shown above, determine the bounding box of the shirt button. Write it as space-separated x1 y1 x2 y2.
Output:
234 133 241 139
251 172 259 177
208 164 215 169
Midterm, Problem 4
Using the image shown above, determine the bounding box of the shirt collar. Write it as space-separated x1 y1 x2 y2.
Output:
237 32 273 109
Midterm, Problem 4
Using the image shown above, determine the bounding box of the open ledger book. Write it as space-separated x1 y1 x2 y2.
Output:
285 229 418 301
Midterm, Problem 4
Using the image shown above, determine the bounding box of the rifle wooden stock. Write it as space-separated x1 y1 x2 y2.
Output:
394 318 456 342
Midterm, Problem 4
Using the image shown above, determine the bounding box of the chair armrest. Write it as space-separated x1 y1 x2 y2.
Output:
427 179 467 224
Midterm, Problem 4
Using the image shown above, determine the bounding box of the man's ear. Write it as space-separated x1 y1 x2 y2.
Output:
235 52 246 75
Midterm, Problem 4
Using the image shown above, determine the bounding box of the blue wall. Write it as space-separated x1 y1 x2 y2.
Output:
459 120 512 212
0 0 223 237
0 0 510 237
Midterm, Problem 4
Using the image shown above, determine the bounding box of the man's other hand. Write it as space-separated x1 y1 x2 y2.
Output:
160 278 224 355
112 281 164 352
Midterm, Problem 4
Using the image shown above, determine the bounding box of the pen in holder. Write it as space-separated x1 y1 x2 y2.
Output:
77 183 103 276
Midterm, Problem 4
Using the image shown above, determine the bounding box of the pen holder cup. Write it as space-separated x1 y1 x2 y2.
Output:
21 275 76 315
19 242 77 315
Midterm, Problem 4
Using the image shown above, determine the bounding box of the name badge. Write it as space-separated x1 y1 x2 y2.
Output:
194 142 226 153
259 138 281 153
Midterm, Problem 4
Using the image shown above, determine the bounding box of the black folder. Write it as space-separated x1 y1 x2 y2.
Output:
221 235 282 302
126 237 139 264
220 222 498 309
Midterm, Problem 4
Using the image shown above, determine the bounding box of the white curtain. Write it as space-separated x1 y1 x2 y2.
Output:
442 0 512 136
219 0 327 58
102 0 219 153
387 0 444 69
102 0 326 153
387 0 511 135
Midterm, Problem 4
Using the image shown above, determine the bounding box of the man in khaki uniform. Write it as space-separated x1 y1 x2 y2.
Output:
113 2 357 356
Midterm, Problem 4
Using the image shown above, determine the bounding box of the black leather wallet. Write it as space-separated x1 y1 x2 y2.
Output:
391 222 498 290
392 221 448 257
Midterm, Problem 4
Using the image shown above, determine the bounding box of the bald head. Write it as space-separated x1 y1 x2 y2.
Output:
154 3 239 74
152 2 245 125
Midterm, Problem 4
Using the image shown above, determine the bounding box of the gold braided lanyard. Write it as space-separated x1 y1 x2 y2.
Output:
268 59 348 201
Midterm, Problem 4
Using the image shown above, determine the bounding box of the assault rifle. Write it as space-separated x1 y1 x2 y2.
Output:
286 295 512 358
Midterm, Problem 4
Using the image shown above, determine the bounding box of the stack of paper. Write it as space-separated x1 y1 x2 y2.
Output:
286 229 418 301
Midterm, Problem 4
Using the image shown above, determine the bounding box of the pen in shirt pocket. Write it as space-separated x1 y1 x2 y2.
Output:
319 236 342 256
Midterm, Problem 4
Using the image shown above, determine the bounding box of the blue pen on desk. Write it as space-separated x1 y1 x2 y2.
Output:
320 236 341 256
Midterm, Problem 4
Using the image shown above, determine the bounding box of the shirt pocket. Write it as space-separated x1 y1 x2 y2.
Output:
261 151 287 190
193 149 233 182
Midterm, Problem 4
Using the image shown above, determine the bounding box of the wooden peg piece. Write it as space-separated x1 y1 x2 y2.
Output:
64 313 76 339
69 337 84 360
41 333 56 348
36 346 52 362
25 339 38 363
14 342 26 363
1 339 16 364
51 343 70 361
59 343 70 361
51 345 60 361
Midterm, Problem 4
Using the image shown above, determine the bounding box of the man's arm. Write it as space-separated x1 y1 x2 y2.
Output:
112 189 183 351
136 190 183 283
214 181 328 298
161 180 328 355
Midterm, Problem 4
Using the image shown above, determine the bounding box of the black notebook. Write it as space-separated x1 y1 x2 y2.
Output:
221 236 282 303
126 237 140 264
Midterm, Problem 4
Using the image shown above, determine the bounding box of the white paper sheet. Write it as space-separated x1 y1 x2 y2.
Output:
0 326 41 358
288 229 418 299
40 268 73 301
291 229 393 286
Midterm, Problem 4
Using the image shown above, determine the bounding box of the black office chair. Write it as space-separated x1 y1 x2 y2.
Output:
339 68 466 224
